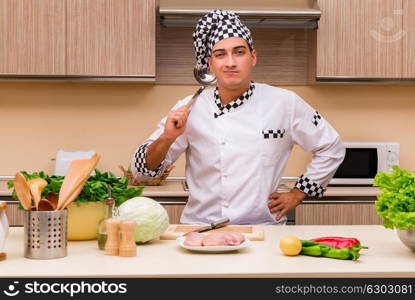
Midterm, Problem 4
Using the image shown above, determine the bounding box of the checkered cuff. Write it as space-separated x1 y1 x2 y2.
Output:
294 175 326 198
133 143 163 178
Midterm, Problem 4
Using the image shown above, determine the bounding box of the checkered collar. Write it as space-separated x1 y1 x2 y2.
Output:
213 82 255 118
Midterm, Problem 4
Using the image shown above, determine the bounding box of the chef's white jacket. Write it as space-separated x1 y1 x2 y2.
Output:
132 83 345 225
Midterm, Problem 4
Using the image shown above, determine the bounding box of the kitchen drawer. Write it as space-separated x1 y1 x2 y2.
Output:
158 198 186 224
3 201 24 226
161 204 185 224
4 199 187 226
296 202 382 225
5 201 383 226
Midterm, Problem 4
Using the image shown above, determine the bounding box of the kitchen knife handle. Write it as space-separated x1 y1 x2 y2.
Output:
211 218 230 229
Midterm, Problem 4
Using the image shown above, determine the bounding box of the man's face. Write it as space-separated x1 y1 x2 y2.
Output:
208 37 257 90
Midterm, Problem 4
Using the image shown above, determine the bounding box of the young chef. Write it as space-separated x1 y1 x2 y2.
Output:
132 10 345 225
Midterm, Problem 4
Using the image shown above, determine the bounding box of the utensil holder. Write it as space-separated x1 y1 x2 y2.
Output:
24 209 67 259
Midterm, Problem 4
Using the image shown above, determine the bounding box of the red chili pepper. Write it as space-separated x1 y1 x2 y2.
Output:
310 236 364 249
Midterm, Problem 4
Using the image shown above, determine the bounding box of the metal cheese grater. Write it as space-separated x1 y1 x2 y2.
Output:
24 210 68 259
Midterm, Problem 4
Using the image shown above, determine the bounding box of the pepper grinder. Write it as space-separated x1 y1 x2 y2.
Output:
119 220 137 257
104 218 121 256
0 201 8 261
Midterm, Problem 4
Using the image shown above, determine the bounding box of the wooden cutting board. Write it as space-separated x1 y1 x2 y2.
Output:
160 224 265 241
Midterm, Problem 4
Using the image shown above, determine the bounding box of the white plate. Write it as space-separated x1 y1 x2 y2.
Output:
176 236 250 253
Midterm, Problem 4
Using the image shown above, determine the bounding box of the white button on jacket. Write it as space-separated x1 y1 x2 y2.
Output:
132 83 345 225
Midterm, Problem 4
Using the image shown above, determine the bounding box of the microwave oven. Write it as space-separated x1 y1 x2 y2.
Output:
329 142 400 185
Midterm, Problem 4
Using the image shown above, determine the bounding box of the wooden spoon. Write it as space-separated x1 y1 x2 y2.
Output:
27 178 48 210
45 192 59 210
13 172 32 210
37 192 59 211
57 153 100 210
37 198 55 211
59 177 89 210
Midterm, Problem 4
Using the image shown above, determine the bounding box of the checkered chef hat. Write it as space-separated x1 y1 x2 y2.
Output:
193 9 254 70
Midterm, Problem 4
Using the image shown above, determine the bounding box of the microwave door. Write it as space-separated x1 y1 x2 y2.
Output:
330 148 378 185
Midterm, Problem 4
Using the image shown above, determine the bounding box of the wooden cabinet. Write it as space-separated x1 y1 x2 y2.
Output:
0 0 155 78
162 204 185 224
4 198 383 226
5 201 185 226
4 202 24 226
0 0 66 75
295 202 383 225
157 27 315 85
316 0 403 79
67 0 155 77
403 0 415 78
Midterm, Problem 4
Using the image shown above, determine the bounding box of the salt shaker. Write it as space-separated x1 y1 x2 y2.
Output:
104 218 121 256
119 220 137 257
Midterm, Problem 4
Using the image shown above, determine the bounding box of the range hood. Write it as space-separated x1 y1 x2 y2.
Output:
159 0 321 29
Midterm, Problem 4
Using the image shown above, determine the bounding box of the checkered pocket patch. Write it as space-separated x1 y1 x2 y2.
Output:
262 129 285 139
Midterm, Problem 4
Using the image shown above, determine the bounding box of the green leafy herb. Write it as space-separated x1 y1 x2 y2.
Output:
8 169 143 206
373 165 415 230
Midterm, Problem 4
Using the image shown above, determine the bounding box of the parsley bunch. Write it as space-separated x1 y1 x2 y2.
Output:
8 169 143 206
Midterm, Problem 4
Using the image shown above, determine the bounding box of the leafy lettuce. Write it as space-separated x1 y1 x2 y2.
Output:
373 165 415 229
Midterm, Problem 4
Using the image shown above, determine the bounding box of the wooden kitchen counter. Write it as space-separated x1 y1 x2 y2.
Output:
138 178 380 199
0 225 413 278
1 177 380 198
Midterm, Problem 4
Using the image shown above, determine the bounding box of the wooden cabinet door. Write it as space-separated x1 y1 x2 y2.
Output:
316 0 403 79
66 0 155 77
295 203 383 225
6 202 185 226
162 204 185 224
403 0 415 78
0 0 66 75
4 202 24 226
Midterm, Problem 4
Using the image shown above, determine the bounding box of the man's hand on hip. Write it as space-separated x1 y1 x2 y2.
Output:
268 188 307 221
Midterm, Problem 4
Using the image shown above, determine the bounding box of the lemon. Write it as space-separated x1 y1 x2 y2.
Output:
279 235 302 256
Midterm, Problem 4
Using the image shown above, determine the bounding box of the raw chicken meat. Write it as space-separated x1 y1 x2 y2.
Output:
225 232 245 246
183 231 246 247
183 232 205 246
201 231 245 246
202 232 228 246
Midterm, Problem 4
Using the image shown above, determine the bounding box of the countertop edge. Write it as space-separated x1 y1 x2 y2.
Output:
0 177 380 198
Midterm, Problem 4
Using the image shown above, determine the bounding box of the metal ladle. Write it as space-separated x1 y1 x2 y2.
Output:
174 67 216 127
185 67 217 109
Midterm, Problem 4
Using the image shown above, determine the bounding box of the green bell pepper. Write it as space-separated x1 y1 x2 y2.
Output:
300 240 364 261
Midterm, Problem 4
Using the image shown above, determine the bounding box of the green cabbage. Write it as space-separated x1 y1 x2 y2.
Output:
118 197 169 243
373 165 415 230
